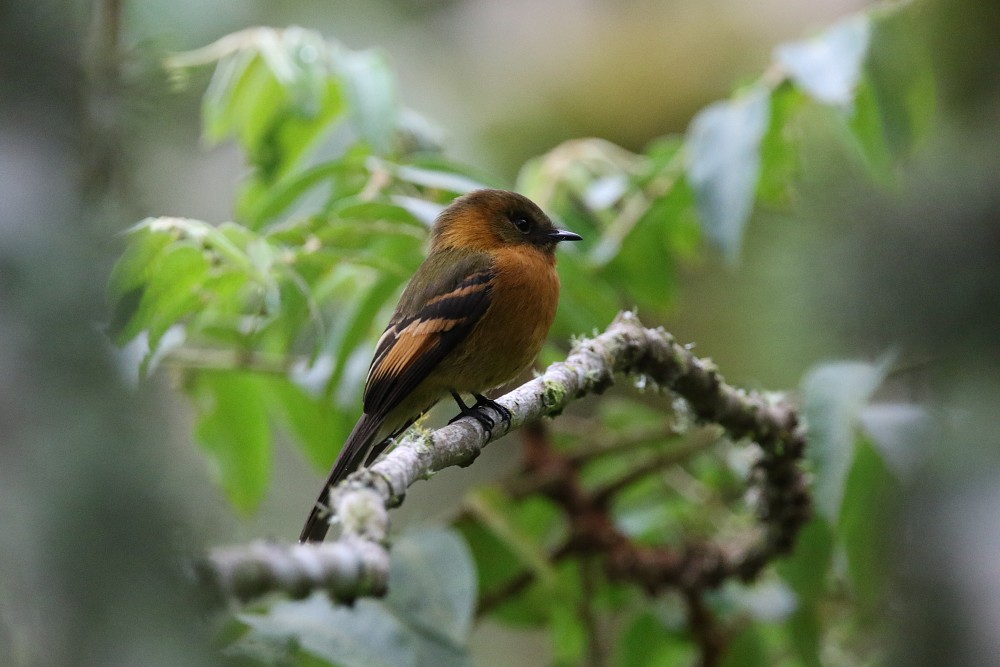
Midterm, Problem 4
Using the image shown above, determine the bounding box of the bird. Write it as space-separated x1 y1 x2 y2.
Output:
299 189 581 543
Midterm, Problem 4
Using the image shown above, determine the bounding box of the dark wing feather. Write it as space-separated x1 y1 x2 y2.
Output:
364 258 494 417
298 251 494 544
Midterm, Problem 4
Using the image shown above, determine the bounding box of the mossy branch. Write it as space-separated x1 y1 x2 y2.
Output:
196 311 809 603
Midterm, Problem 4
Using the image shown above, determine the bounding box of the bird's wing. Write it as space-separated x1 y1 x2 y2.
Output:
363 250 494 418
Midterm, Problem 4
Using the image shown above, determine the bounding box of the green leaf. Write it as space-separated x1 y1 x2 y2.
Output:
201 46 259 143
551 253 621 340
111 238 212 354
786 605 823 667
327 271 401 399
757 83 807 205
399 155 506 191
107 222 174 299
392 162 491 195
329 197 426 226
848 78 894 181
839 438 898 614
858 402 931 479
776 517 834 605
549 602 586 667
687 84 770 263
190 371 272 512
719 626 768 667
862 7 936 161
616 613 695 667
338 48 398 156
265 378 354 470
603 176 696 313
107 225 176 343
238 594 418 667
210 50 288 155
775 13 872 106
390 527 477 646
234 528 475 667
721 579 797 622
844 9 935 180
800 356 892 520
463 489 561 593
458 491 569 626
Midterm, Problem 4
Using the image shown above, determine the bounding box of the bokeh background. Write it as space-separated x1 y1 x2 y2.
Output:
2 0 998 664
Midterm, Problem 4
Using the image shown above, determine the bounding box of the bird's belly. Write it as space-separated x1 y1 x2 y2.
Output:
435 249 560 393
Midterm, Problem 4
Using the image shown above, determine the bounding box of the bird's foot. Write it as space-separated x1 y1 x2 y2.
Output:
449 392 512 439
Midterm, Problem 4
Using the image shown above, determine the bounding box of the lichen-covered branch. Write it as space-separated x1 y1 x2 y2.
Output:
196 311 809 603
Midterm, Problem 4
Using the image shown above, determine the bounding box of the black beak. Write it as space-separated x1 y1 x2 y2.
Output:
547 229 582 243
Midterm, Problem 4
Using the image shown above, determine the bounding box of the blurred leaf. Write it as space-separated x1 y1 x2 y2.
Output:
786 604 823 667
138 245 211 353
107 225 177 344
602 177 696 313
720 626 768 667
197 29 335 154
264 378 354 470
389 527 477 645
238 594 417 667
687 84 770 263
775 13 872 106
330 197 427 229
722 579 797 622
464 489 561 593
757 83 807 205
244 156 356 225
391 162 491 195
839 438 898 614
549 602 586 667
863 7 937 160
326 269 402 402
459 491 571 627
109 238 210 356
776 518 834 605
201 45 261 144
847 8 935 180
401 155 507 191
616 613 695 667
455 520 522 615
190 371 272 512
551 253 621 340
107 221 175 301
848 78 895 182
858 402 932 480
338 48 398 156
235 528 475 667
801 356 892 520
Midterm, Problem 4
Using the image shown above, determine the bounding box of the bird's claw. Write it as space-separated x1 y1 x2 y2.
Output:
449 392 512 439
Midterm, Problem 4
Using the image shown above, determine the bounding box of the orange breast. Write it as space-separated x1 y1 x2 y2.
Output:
433 245 560 392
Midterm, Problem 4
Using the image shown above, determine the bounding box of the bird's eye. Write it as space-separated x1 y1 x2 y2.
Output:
511 215 531 233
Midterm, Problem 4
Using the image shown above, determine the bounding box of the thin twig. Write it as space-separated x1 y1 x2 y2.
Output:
684 589 727 667
581 556 607 667
565 425 686 464
591 437 719 506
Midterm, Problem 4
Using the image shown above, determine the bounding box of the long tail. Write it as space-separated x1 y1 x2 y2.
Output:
299 413 384 543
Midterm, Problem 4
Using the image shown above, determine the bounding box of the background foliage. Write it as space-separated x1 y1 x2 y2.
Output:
3 0 999 666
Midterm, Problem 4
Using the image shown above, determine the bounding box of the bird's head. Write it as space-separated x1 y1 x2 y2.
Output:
431 189 582 254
